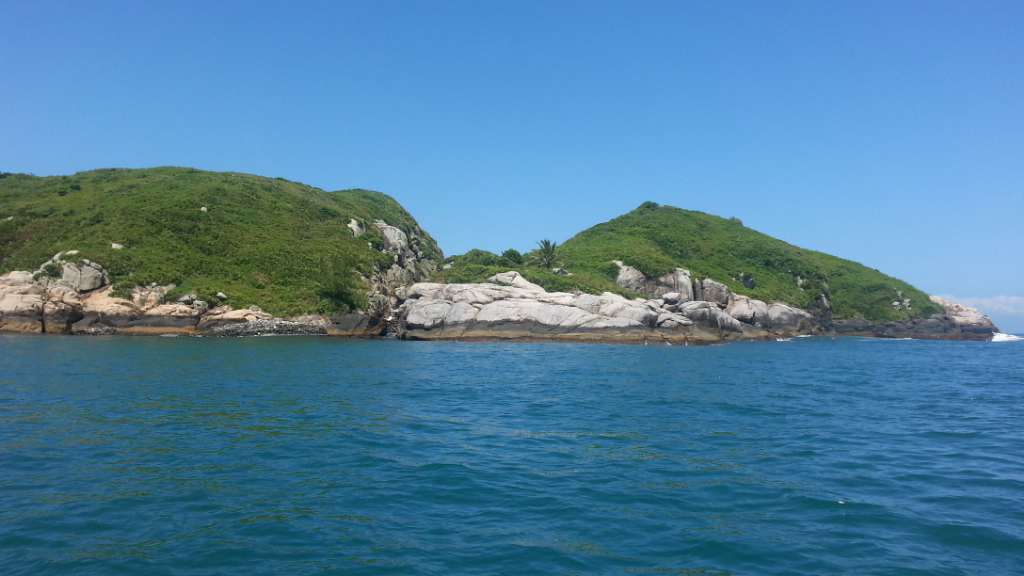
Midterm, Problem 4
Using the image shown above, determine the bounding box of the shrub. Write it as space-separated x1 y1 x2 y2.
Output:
501 248 524 265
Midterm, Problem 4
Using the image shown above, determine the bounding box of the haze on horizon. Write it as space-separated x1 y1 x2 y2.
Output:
2 1 1021 331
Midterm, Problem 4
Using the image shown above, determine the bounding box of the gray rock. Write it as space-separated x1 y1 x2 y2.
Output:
613 261 648 293
928 296 997 338
612 262 694 300
661 292 682 304
656 311 694 329
701 279 732 308
487 271 544 291
347 218 365 237
656 269 695 300
397 275 743 342
373 220 409 254
60 260 106 292
726 295 769 326
676 301 745 333
766 303 816 333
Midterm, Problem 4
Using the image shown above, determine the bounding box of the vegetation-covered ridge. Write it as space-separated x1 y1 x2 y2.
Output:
0 167 441 316
440 201 941 322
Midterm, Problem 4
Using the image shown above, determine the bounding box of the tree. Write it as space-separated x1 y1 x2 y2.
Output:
535 239 558 268
501 248 524 265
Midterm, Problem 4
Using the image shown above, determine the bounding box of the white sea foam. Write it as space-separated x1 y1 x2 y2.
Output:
991 333 1023 343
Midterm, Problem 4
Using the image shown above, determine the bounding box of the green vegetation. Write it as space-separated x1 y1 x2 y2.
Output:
500 248 524 265
437 248 632 297
0 168 940 323
443 202 941 321
0 167 440 316
535 239 559 268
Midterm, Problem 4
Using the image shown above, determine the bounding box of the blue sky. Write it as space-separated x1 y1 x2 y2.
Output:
3 1 1022 331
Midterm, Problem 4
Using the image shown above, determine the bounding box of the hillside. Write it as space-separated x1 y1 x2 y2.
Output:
0 167 441 316
441 202 942 322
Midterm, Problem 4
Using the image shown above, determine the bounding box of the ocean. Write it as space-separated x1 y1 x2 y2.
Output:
1 335 1021 575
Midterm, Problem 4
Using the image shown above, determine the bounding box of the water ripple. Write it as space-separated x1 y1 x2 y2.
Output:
0 336 1022 575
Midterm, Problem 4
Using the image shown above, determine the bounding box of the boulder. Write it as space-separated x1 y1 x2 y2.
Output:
766 303 816 334
131 284 174 309
61 260 106 292
676 301 745 333
487 271 544 291
700 279 732 308
347 218 364 237
656 311 694 329
612 262 695 300
404 300 453 331
726 295 769 326
33 252 108 293
613 261 648 293
196 306 273 331
661 292 682 304
656 268 695 300
373 220 409 254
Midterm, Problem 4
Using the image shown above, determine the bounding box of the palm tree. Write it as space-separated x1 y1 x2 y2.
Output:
536 239 558 268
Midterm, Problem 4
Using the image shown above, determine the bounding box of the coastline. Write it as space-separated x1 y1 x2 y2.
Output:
0 259 999 343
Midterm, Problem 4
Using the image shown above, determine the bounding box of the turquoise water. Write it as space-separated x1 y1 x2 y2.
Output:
1 336 1022 575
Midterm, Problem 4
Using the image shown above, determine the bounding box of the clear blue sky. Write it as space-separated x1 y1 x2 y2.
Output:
3 1 1022 330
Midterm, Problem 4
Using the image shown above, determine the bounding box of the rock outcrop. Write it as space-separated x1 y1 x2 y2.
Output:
361 219 441 326
0 250 998 341
0 252 381 336
610 262 996 340
832 296 997 341
613 261 696 300
395 271 783 343
928 296 997 337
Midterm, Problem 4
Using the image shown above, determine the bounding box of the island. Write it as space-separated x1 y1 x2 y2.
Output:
0 168 997 341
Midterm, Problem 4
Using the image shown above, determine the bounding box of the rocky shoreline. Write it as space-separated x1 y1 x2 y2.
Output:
392 271 996 343
0 250 999 342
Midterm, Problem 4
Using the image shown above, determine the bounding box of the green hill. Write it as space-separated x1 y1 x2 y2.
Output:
0 167 440 316
441 202 941 322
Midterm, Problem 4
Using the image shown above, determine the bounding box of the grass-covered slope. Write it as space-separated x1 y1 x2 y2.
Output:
445 202 941 322
438 249 631 297
0 167 440 315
